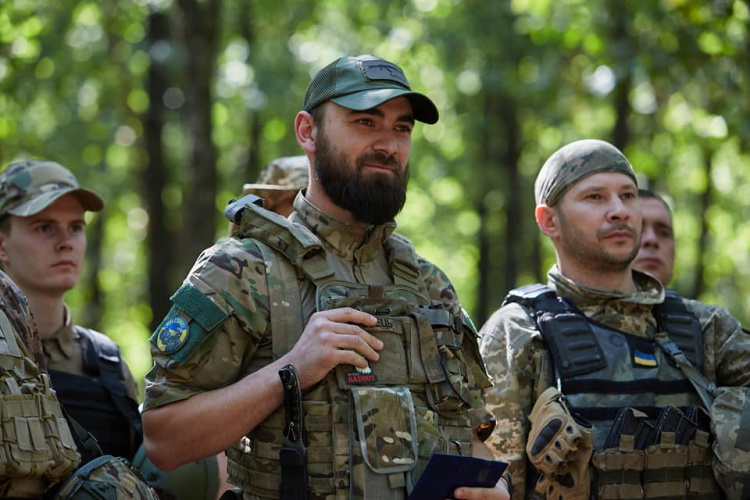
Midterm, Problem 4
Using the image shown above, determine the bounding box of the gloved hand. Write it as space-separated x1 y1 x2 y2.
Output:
526 387 593 499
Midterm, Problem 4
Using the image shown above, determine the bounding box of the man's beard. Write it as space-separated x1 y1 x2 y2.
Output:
558 210 639 273
314 130 409 225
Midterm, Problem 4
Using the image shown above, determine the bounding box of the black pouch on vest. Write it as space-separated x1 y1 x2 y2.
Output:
650 406 697 446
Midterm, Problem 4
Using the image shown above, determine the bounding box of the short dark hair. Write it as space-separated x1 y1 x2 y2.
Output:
638 188 673 220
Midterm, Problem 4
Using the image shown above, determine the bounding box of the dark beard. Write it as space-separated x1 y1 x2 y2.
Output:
314 130 409 225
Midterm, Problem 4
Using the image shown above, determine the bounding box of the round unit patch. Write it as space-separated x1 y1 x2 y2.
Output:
157 317 189 354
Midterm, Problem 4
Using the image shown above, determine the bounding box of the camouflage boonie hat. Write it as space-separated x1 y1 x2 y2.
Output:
241 156 309 196
534 139 637 206
303 54 439 124
0 160 104 217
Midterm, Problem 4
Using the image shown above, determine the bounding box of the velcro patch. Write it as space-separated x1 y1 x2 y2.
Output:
156 317 188 354
171 283 228 331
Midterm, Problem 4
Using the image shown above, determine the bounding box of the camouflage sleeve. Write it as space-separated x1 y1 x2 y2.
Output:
479 302 551 499
685 299 750 387
417 257 493 424
143 237 271 411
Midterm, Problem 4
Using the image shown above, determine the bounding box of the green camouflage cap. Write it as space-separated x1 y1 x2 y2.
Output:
534 139 637 206
0 160 104 216
303 54 439 124
241 156 309 195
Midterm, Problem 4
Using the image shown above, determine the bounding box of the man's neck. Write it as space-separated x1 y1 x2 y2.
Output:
23 291 66 339
556 260 637 295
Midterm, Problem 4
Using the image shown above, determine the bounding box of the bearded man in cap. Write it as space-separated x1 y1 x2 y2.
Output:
479 139 750 499
142 55 509 499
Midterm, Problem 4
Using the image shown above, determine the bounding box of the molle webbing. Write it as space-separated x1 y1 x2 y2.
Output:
504 284 606 378
232 203 474 499
505 284 705 378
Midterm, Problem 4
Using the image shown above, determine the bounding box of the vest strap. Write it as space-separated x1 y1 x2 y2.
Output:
76 327 143 442
255 240 305 359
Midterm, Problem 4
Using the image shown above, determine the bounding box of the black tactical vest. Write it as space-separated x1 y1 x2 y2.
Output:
48 326 143 463
506 284 704 448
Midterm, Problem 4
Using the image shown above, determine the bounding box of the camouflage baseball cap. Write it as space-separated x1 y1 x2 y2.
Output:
242 156 309 195
303 54 439 124
534 139 637 206
0 160 104 217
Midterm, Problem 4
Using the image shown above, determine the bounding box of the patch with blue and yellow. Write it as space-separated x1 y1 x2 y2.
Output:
627 336 658 368
150 282 229 363
157 317 189 354
633 349 658 367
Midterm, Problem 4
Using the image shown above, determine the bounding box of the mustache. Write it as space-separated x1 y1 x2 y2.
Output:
599 224 637 239
356 152 402 170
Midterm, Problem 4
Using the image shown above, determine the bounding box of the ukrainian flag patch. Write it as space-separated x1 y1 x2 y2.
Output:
157 317 189 354
633 349 658 367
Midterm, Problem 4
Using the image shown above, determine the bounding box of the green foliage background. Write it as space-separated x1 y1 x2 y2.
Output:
2 0 749 397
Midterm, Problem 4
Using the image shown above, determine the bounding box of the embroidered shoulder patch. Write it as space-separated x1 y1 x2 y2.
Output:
156 317 189 354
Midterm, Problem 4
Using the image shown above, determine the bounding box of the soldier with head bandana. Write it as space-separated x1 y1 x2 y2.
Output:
143 55 508 499
479 139 750 498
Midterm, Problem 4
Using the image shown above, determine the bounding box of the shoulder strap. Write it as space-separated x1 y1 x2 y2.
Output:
384 232 427 295
504 284 608 378
76 327 143 439
503 283 557 306
654 335 715 410
652 289 704 370
253 240 305 359
236 200 335 286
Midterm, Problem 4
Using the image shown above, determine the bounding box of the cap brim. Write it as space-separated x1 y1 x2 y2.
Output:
7 188 104 217
331 88 439 124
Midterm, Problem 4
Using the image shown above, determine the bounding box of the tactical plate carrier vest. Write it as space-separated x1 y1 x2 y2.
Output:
506 284 722 499
226 203 481 500
48 326 142 464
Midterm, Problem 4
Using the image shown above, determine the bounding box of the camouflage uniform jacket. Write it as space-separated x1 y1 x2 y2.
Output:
479 265 750 499
144 194 491 495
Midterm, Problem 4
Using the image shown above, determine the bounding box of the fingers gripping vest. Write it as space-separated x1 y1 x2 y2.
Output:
506 284 720 500
227 204 476 500
0 277 80 496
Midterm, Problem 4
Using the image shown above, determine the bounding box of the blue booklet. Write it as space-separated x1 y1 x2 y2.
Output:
409 454 507 500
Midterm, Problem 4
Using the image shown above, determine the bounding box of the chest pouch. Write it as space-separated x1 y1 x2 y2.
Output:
1 311 80 485
351 386 419 475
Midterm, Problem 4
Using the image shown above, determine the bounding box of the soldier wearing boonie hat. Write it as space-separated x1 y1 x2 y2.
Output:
240 156 309 218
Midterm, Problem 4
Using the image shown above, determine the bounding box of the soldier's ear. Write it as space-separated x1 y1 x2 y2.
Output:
535 204 559 238
295 111 317 154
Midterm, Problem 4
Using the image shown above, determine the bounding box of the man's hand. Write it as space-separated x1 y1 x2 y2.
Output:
453 477 511 500
284 307 383 389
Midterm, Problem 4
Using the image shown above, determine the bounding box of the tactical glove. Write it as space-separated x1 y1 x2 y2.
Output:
527 387 593 499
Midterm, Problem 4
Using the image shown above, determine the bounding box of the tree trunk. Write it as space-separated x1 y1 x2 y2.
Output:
176 0 221 270
690 146 712 299
144 10 173 329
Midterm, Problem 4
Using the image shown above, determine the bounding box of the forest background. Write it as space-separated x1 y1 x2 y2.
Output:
2 0 749 395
